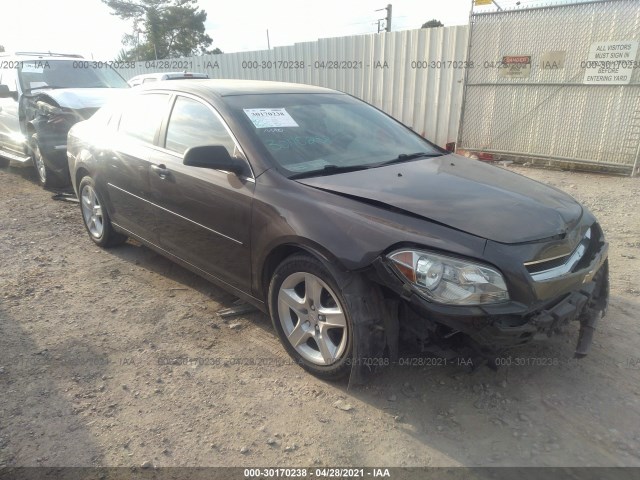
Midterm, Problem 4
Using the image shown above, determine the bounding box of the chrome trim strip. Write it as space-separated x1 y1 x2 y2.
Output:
523 252 569 266
53 145 67 150
107 183 243 245
530 228 591 282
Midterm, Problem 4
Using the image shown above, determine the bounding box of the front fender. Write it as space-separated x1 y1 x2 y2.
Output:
251 170 487 299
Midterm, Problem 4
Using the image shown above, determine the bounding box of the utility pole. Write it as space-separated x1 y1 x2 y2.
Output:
266 29 270 50
375 4 392 33
385 4 392 32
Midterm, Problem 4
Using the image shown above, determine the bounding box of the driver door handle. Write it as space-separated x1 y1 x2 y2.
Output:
151 164 169 179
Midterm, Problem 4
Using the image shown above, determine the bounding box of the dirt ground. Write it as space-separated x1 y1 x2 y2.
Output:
1 163 639 468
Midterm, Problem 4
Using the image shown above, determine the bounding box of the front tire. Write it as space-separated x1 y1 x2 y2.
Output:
78 176 127 248
268 254 354 380
31 133 67 188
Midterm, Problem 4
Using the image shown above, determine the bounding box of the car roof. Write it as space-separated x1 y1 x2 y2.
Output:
137 79 342 97
131 72 208 79
130 73 169 80
0 52 83 61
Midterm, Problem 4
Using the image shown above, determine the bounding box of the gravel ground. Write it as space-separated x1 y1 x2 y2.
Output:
0 163 639 468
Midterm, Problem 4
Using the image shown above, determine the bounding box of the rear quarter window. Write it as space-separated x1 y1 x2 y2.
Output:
118 93 170 144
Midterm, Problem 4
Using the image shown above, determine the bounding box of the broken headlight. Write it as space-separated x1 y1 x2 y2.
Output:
387 250 509 305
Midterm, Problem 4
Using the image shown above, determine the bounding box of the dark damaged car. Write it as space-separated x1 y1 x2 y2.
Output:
0 52 128 187
67 80 609 381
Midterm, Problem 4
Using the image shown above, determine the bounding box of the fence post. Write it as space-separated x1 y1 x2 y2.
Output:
632 138 640 177
456 0 475 150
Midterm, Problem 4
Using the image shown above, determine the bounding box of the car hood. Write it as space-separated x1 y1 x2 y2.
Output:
296 154 583 244
34 88 126 110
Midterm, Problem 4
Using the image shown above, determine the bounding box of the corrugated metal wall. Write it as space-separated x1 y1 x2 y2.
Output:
116 26 469 147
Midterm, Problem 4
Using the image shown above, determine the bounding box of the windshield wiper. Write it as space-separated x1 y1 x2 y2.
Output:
289 164 373 180
375 152 443 167
288 152 444 180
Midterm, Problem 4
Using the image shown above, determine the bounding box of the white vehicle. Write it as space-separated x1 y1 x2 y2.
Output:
127 72 209 87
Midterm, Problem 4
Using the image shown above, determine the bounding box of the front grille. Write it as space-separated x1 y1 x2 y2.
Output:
525 253 570 274
525 225 598 281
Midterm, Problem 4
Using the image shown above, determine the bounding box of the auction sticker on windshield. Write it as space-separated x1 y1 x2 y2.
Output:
244 108 299 128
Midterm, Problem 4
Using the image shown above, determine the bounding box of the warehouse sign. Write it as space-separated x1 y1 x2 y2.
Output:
583 40 638 85
499 55 531 78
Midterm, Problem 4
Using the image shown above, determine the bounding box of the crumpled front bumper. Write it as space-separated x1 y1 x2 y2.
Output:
456 259 609 353
372 238 610 356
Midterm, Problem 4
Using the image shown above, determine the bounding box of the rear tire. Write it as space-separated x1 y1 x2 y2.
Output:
78 176 127 248
31 133 68 189
268 254 354 380
0 157 9 168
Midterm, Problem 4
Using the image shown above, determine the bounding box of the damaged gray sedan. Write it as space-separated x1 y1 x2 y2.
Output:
67 80 609 381
0 52 128 187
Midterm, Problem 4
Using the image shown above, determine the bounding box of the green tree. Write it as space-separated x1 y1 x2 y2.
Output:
421 19 444 28
103 0 220 61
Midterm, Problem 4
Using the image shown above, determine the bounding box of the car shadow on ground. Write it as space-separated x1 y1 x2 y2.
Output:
106 239 242 308
3 164 74 196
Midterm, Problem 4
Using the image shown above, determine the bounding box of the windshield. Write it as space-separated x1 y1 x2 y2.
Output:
18 60 129 91
225 93 443 177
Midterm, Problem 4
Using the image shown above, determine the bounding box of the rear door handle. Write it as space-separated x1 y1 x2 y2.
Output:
151 164 169 179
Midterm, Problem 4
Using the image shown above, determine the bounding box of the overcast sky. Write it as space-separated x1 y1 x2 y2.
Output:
2 0 574 59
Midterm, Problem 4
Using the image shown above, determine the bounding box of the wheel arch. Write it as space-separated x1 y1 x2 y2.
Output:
72 146 100 196
26 117 47 140
75 166 91 196
24 123 36 156
261 239 393 384
258 239 352 303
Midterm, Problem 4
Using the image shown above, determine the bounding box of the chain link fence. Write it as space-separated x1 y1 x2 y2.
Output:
458 0 640 175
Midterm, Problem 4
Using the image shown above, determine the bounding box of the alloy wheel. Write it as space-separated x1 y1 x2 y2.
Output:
81 185 104 238
277 272 348 366
33 143 47 184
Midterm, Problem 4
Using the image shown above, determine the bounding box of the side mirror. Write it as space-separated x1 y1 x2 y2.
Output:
183 145 246 175
0 84 13 99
